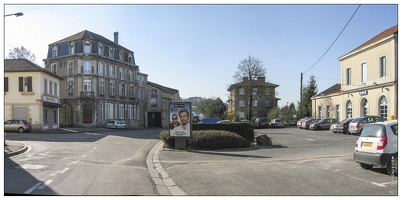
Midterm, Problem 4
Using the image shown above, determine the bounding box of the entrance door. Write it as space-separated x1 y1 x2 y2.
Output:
148 112 161 127
83 103 92 124
60 104 73 127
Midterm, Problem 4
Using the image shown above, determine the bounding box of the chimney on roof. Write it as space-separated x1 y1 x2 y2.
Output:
114 31 119 44
257 77 265 82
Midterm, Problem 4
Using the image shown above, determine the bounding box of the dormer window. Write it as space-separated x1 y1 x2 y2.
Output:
69 42 75 55
98 43 104 56
109 47 114 58
119 51 124 61
128 55 133 64
83 41 91 54
52 45 58 57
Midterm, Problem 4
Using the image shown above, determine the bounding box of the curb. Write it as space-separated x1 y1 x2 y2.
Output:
4 142 28 158
147 141 186 196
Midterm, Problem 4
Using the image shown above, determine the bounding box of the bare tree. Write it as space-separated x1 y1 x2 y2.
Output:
232 56 266 120
7 46 36 63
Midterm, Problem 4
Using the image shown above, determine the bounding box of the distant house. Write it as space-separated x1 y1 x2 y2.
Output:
227 77 280 120
312 25 398 120
4 59 63 130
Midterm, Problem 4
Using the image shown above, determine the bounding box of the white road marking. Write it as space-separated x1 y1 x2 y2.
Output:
371 181 398 187
50 169 61 176
24 182 43 194
59 167 69 174
60 128 78 133
38 180 53 189
17 164 47 170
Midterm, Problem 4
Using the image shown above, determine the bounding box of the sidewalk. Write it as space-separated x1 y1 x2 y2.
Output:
4 140 28 158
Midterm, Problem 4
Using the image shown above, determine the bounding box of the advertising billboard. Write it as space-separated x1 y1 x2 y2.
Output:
169 102 192 137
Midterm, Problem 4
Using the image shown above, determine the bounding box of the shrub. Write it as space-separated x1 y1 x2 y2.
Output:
193 123 254 142
159 130 250 150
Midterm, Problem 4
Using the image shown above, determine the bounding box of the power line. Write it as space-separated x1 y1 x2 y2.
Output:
303 4 361 74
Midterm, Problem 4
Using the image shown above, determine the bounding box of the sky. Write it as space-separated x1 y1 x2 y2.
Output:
2 1 399 108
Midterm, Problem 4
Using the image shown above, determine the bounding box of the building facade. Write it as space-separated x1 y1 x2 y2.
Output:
4 59 63 130
311 25 398 120
43 30 146 128
227 77 280 120
146 81 181 128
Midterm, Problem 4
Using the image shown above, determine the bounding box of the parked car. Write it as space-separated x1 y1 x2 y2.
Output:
297 117 311 129
301 118 319 129
348 116 387 135
309 118 338 130
330 124 337 133
241 120 251 123
106 120 127 129
4 119 32 133
254 117 269 129
269 119 285 128
334 118 354 134
353 120 398 175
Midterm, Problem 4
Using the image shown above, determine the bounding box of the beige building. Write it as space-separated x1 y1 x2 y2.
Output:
312 25 398 120
227 77 280 120
4 59 63 130
146 81 181 128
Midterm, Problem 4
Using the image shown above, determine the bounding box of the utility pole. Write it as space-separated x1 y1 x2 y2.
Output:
248 70 252 120
300 73 303 118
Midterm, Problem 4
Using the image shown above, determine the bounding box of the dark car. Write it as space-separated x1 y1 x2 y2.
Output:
254 117 269 129
334 118 354 134
4 119 32 133
301 118 319 129
269 119 285 128
309 118 338 130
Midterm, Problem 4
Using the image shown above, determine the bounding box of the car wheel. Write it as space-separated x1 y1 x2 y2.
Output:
18 127 24 133
359 163 373 170
115 126 118 129
386 154 398 176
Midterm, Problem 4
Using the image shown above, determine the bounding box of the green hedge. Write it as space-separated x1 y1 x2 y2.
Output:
159 130 251 150
193 123 254 142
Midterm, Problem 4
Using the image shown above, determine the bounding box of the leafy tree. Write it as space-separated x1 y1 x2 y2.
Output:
231 55 266 120
224 108 235 121
197 97 227 119
280 103 297 123
7 46 36 63
301 75 318 117
267 106 280 120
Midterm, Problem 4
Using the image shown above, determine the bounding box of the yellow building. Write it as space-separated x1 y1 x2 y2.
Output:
312 25 398 121
4 59 63 130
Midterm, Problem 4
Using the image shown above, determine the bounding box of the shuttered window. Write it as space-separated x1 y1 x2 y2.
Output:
4 77 8 92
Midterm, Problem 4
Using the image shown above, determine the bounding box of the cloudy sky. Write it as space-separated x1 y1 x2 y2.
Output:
2 1 398 107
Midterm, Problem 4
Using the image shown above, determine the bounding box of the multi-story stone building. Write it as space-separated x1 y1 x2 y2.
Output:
146 81 180 128
4 59 63 130
311 25 398 120
43 30 146 128
227 77 280 120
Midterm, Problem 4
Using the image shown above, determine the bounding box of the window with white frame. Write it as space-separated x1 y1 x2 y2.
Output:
346 100 353 118
346 68 351 85
98 62 104 76
128 55 133 64
239 100 245 107
109 65 115 77
110 82 115 95
68 62 74 74
336 105 340 121
120 83 126 96
129 70 133 81
83 79 91 92
129 105 133 119
361 62 367 82
379 96 388 119
51 64 57 74
119 51 123 61
52 46 58 57
379 56 386 77
100 103 104 119
239 112 245 119
119 67 125 80
69 43 75 55
252 100 257 107
83 61 91 74
119 104 124 119
109 103 114 119
98 43 104 56
151 97 157 105
100 80 105 94
84 41 91 54
239 88 244 95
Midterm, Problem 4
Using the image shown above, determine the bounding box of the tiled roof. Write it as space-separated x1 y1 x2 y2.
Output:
315 83 341 96
341 25 398 57
227 79 279 91
4 59 63 79
50 30 132 53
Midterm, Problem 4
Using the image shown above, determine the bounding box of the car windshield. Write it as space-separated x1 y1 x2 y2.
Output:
360 124 386 137
351 118 362 123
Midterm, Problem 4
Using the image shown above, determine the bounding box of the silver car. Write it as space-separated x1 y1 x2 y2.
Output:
348 116 387 135
106 120 127 129
4 119 32 133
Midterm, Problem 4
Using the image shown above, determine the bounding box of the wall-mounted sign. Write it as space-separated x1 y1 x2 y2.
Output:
359 90 368 96
42 95 59 103
169 102 192 137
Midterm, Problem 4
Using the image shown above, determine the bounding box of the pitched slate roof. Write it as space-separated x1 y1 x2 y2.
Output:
50 30 133 53
315 83 341 97
147 81 179 93
340 25 398 58
4 59 63 80
227 79 279 91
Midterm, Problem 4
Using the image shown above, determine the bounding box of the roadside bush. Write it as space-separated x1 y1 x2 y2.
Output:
159 130 250 150
193 123 254 142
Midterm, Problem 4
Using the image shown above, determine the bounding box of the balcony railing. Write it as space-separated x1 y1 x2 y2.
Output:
80 91 95 98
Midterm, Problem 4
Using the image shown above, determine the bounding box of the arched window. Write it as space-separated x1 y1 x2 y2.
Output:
361 98 368 116
379 96 388 119
346 100 353 118
98 43 104 56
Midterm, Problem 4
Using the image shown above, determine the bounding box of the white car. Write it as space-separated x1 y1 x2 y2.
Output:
353 120 398 175
106 120 127 129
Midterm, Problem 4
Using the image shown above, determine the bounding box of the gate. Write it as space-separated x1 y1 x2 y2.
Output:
60 103 73 127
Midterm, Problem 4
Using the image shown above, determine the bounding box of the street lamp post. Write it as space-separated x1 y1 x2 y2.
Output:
4 12 23 17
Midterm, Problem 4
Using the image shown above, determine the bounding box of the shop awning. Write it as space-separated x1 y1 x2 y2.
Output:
43 102 62 107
